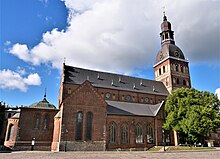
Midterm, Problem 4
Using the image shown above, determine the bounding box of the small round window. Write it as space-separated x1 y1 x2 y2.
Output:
105 93 111 99
125 95 131 101
144 97 149 103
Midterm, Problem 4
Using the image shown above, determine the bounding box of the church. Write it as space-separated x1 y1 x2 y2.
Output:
4 14 191 151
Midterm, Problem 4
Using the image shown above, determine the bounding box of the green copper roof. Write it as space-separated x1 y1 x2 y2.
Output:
29 97 56 109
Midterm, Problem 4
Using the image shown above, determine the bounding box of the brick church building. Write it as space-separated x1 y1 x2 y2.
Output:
4 14 191 151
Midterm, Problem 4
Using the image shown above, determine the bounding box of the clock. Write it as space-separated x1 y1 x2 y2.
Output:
174 51 180 58
160 53 163 60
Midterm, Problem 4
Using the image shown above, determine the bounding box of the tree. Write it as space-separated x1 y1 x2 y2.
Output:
163 88 220 145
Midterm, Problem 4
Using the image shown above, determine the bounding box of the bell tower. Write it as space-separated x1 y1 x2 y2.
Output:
153 14 191 93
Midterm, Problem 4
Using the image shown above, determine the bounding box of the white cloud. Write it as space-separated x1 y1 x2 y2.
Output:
0 69 42 92
8 0 220 73
215 88 220 100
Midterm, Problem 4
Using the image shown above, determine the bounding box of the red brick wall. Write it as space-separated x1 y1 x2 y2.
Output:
15 108 58 150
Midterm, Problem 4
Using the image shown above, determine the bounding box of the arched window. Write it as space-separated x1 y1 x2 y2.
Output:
109 122 117 144
163 66 166 73
176 78 180 84
7 124 14 141
86 112 92 141
173 78 176 84
159 68 161 75
183 80 186 86
165 33 168 39
136 125 143 143
121 124 129 144
76 111 83 141
181 66 184 73
34 114 40 129
147 125 154 143
43 114 49 130
175 64 179 72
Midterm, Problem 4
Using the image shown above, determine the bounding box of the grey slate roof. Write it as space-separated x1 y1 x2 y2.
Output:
106 100 164 116
64 65 169 96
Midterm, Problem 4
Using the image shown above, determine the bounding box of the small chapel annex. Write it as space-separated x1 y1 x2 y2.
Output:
4 14 191 151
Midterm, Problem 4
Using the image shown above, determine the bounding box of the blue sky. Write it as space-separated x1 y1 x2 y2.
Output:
0 0 220 107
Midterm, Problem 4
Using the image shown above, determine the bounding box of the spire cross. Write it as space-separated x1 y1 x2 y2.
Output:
162 6 166 16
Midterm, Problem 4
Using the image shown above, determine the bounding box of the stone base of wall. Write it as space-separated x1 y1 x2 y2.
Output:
13 145 51 151
59 141 106 151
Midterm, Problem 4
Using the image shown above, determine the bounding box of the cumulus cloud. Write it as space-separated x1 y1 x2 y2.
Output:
8 0 220 73
0 69 42 92
215 88 220 100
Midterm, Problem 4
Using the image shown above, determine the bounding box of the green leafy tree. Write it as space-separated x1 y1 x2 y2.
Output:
164 88 220 144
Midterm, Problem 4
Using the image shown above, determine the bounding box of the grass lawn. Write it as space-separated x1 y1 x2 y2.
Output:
167 146 216 151
148 146 163 152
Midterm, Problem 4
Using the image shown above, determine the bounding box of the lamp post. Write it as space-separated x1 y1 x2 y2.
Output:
64 129 68 152
31 137 35 151
162 129 166 151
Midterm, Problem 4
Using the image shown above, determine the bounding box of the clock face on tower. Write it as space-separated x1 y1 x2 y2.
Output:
174 51 180 58
160 53 163 60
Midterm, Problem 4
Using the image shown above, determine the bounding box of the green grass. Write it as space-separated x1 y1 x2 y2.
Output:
167 146 216 151
148 146 163 152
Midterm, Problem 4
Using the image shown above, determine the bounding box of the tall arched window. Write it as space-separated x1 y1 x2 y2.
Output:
34 114 40 129
86 112 92 141
76 111 83 141
7 124 14 141
163 66 166 73
121 124 129 144
109 122 117 144
147 125 154 143
176 78 180 84
183 79 186 86
136 124 143 143
175 64 179 72
43 114 49 130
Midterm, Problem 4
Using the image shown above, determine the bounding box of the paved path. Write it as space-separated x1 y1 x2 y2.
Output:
1 150 220 159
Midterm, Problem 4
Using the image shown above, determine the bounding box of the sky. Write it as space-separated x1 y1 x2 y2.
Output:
0 0 220 107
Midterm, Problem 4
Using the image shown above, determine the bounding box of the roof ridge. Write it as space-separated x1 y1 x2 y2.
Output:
65 64 162 83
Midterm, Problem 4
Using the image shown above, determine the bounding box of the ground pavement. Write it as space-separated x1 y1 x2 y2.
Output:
1 150 220 159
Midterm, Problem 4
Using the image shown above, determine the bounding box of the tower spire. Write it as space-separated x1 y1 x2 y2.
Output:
44 88 47 98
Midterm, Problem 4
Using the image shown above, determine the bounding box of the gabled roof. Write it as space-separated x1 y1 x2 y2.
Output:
106 100 164 116
64 64 169 96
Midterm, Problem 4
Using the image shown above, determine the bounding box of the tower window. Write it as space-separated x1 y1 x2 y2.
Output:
183 80 186 86
173 78 176 84
175 64 179 72
165 33 168 39
159 68 162 75
163 66 166 73
176 78 180 84
181 66 184 73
